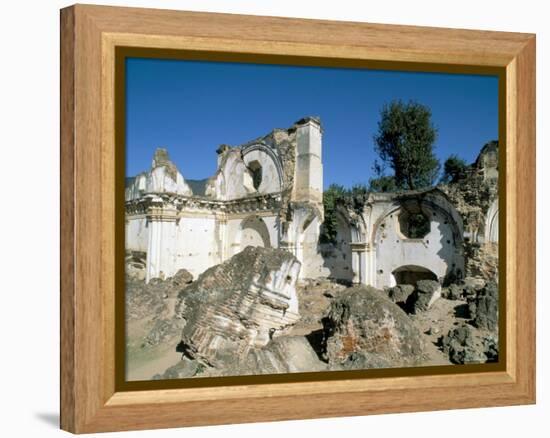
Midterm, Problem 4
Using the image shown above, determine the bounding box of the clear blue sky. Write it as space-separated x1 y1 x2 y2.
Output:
126 57 498 189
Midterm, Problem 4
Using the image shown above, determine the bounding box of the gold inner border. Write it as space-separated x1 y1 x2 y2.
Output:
114 46 507 392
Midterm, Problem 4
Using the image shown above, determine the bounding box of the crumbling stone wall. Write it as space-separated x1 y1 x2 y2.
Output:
439 141 499 280
125 117 326 282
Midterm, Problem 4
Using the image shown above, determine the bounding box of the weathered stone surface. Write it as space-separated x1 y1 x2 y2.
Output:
439 142 499 280
153 357 200 380
322 286 425 368
227 336 326 375
125 251 147 282
441 324 486 364
443 283 463 300
471 281 499 331
483 336 499 362
157 336 326 379
170 268 193 287
175 246 302 367
339 351 391 370
406 280 441 313
387 284 415 306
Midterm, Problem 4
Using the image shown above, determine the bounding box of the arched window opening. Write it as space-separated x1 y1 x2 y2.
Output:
392 265 438 286
398 210 430 239
247 160 262 191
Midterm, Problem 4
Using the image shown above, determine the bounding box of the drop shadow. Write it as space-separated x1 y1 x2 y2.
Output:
35 412 59 429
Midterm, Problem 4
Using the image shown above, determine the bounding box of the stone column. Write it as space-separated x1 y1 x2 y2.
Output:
294 118 323 208
364 244 377 287
145 197 178 283
350 242 368 285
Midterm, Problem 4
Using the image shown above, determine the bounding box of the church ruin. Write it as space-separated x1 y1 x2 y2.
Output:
125 117 499 287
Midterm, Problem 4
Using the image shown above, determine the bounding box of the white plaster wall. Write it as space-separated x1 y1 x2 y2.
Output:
243 148 282 194
126 165 193 200
373 209 462 288
320 216 353 282
125 173 147 200
173 215 220 279
300 216 330 279
219 152 256 200
146 219 177 281
241 216 271 248
227 214 279 256
226 217 244 257
146 166 193 195
125 217 149 252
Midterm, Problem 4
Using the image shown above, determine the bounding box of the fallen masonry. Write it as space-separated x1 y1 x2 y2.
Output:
322 287 426 369
174 246 302 368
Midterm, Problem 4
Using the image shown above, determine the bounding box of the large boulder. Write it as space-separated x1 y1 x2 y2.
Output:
469 280 499 331
386 284 415 307
441 324 487 364
406 280 441 313
322 286 425 369
175 246 302 367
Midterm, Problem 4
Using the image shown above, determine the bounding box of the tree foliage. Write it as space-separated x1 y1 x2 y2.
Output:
441 154 468 183
320 184 346 244
320 184 370 244
373 100 440 190
368 175 397 192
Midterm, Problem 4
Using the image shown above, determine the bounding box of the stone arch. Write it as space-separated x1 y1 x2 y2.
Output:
371 191 463 246
391 265 438 287
485 199 499 243
239 215 271 250
370 190 464 288
242 143 284 194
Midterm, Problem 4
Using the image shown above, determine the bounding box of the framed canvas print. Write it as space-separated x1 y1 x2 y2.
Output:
60 4 536 434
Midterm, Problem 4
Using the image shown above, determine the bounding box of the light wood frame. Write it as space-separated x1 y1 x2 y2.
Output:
60 4 536 434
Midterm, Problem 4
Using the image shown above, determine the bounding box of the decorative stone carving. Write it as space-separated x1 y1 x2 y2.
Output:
174 246 302 367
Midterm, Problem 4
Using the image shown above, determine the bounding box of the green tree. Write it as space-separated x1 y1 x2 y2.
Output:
368 175 397 192
320 184 346 244
373 100 440 190
441 154 468 183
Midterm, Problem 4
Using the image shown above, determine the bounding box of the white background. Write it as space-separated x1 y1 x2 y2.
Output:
0 0 547 436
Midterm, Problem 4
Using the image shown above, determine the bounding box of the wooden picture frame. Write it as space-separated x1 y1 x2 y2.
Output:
60 4 536 434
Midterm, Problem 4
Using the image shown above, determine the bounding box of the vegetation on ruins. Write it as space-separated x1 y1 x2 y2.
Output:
321 100 442 243
368 173 398 193
441 154 469 184
373 99 440 190
320 183 369 244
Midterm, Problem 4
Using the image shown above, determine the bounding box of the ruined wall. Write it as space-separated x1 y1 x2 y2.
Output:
125 118 494 287
320 215 353 283
125 117 325 282
319 190 465 289
371 202 464 288
125 216 149 253
440 141 499 280
174 215 220 279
